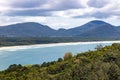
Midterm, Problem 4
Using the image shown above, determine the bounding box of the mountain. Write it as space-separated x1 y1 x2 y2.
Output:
80 24 119 38
0 22 55 37
77 20 120 38
57 20 120 38
63 20 114 36
0 20 120 39
116 26 120 33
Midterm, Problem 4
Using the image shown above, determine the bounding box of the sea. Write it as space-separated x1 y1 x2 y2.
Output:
0 41 120 70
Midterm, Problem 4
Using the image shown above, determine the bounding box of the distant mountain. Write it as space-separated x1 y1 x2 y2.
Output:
0 20 120 39
0 22 55 37
80 24 119 38
116 26 120 33
76 20 120 38
57 20 120 38
64 20 114 36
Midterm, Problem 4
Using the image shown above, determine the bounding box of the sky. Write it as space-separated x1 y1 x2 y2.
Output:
0 0 120 29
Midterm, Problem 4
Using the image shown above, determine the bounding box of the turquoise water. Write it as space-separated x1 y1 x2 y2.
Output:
0 42 116 70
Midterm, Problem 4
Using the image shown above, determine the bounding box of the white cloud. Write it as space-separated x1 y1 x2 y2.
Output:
0 0 120 29
24 16 46 23
0 0 120 18
52 8 95 18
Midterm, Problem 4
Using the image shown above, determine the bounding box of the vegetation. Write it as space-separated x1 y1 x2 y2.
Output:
0 37 118 47
0 43 120 80
63 52 73 60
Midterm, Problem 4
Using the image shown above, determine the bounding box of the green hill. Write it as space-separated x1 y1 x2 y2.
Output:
0 43 120 80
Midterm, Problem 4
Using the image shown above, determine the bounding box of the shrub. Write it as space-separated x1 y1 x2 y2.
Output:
63 52 72 60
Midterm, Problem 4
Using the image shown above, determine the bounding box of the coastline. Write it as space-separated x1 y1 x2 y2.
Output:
0 40 120 51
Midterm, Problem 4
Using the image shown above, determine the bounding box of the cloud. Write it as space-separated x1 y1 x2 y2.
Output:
0 0 120 30
70 0 120 19
0 0 120 25
9 0 84 10
51 0 120 19
0 0 85 16
10 0 45 8
91 12 110 18
87 0 108 8
50 0 84 10
4 9 52 16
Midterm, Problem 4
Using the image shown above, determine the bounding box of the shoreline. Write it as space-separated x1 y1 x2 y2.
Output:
0 40 120 51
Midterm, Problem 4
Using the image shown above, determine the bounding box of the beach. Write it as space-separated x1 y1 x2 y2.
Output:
0 41 120 52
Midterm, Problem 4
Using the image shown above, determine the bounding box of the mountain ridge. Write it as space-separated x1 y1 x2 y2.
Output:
0 20 120 39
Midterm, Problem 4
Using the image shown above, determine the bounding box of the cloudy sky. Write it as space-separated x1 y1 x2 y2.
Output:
0 0 120 29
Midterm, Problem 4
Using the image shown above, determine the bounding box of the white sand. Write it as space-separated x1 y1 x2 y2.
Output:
0 41 120 52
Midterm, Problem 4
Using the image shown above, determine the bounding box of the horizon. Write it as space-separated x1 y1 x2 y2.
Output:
0 0 120 29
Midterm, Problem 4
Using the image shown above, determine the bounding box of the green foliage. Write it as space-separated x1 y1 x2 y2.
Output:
57 58 63 62
0 37 117 47
0 43 120 80
95 44 103 50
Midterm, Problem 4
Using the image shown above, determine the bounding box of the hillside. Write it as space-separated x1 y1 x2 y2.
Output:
0 20 120 39
0 22 55 37
64 20 114 36
80 24 119 38
0 43 120 80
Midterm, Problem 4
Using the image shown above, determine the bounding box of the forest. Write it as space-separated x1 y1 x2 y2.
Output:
0 43 120 80
0 37 117 47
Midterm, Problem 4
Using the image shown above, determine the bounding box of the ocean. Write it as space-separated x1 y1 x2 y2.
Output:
0 41 120 70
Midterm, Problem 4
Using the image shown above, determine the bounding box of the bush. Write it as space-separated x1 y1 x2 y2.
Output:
63 52 72 60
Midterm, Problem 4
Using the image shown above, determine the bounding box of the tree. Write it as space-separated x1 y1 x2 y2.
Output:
63 52 72 60
95 44 103 50
58 58 63 62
